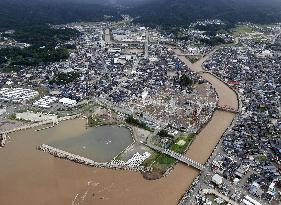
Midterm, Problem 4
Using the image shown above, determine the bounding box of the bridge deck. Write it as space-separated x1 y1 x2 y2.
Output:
145 143 205 171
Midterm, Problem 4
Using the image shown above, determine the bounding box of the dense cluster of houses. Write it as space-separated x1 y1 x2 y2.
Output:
0 21 218 139
202 27 281 203
52 23 217 132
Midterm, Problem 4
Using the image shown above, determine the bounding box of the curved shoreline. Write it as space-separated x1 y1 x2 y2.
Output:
176 47 238 161
174 47 239 204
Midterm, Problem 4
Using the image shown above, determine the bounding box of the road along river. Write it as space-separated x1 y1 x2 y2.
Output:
0 49 238 205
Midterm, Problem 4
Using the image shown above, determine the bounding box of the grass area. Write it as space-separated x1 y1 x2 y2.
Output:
231 25 253 36
258 105 267 112
170 134 195 154
187 56 201 64
256 24 276 29
7 113 31 122
88 113 117 127
88 115 103 127
257 155 267 161
142 152 176 175
142 152 161 167
176 31 187 39
157 154 176 164
142 134 196 176
162 96 171 102
36 86 49 97
223 41 238 47
7 113 16 120
207 194 228 205
253 36 264 43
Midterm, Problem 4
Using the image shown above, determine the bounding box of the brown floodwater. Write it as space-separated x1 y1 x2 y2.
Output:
175 48 239 109
0 111 234 205
0 49 238 205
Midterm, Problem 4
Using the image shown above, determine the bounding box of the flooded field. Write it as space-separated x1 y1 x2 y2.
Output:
49 125 133 162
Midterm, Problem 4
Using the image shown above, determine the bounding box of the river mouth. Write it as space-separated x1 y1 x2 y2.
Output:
48 125 133 162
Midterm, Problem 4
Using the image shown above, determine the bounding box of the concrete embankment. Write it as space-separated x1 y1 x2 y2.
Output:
38 144 149 173
1 121 55 135
3 114 81 134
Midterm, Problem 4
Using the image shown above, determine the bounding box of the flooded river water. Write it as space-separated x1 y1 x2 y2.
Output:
0 48 238 205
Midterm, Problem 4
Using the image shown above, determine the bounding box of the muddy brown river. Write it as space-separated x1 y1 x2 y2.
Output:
0 49 238 205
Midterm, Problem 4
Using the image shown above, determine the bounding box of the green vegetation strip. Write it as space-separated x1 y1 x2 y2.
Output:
125 115 153 132
49 72 80 85
88 116 101 127
143 134 195 174
231 25 253 36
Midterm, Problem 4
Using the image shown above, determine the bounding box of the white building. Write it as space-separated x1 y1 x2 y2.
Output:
0 88 39 102
212 174 223 186
33 96 58 108
59 98 77 107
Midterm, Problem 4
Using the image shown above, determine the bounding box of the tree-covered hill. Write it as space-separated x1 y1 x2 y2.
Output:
1 0 281 30
129 0 281 27
0 0 118 30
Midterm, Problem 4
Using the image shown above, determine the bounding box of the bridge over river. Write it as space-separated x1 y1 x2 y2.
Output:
144 143 205 171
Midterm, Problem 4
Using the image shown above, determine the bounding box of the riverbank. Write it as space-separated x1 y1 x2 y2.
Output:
0 114 81 147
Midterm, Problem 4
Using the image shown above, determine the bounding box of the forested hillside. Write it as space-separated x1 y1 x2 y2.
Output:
129 0 281 27
0 0 118 30
1 0 281 30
